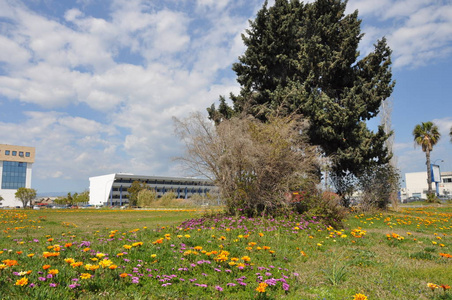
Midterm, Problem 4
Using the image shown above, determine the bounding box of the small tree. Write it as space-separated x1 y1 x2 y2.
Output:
75 190 89 204
413 121 441 196
15 187 37 209
127 181 148 207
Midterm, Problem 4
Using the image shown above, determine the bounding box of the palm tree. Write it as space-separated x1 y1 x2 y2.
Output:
413 121 441 195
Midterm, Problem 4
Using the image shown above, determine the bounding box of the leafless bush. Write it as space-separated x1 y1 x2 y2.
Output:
174 112 319 216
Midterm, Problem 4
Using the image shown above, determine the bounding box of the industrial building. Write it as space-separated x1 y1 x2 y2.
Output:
402 171 452 200
89 173 215 206
0 144 35 207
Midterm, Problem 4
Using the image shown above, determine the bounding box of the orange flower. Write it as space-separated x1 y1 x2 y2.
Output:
109 265 118 270
428 283 439 291
15 277 28 286
3 259 18 267
71 262 83 268
65 243 72 248
255 282 268 293
16 251 23 255
64 258 75 264
48 269 59 275
42 264 51 270
120 273 128 278
27 253 34 257
353 294 368 300
441 285 451 291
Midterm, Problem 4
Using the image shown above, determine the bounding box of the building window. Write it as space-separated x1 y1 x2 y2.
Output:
1 161 27 189
25 152 30 157
5 150 10 155
443 178 452 183
19 151 24 157
12 151 17 156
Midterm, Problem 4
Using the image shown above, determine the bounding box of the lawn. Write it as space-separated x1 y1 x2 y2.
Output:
0 205 451 299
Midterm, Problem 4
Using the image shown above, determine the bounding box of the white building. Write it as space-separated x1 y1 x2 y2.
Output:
0 144 35 207
89 173 215 206
403 171 452 200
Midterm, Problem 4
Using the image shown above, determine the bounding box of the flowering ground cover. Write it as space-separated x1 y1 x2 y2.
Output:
0 206 451 299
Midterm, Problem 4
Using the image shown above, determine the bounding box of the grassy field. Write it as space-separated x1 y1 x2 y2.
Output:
0 205 451 299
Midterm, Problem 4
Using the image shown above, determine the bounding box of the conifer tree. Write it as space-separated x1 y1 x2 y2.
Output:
208 0 395 178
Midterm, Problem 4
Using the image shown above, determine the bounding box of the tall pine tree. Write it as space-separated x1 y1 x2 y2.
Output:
208 0 395 178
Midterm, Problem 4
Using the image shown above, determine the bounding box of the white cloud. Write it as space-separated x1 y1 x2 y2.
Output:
349 0 452 68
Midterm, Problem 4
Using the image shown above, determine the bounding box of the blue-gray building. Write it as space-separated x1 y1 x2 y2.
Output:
89 173 215 206
0 144 35 207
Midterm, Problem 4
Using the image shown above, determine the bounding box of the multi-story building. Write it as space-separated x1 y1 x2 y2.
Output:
89 173 215 206
0 144 36 207
403 171 452 200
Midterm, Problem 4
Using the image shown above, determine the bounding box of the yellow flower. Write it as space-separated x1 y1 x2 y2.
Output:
80 273 92 279
99 259 113 268
64 258 75 264
27 253 35 257
15 277 28 286
241 256 251 262
109 265 118 270
96 253 105 258
151 254 157 258
352 293 367 300
123 245 132 249
428 283 439 291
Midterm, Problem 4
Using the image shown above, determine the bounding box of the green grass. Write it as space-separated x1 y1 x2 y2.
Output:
0 205 451 299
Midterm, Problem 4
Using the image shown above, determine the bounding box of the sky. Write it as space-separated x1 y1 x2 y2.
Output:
0 0 451 194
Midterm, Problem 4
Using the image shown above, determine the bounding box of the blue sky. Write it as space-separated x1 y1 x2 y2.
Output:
0 0 451 194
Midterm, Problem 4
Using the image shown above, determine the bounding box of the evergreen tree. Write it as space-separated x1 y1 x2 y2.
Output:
208 0 395 178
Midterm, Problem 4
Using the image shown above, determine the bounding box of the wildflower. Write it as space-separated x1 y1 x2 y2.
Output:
215 285 223 291
109 265 118 270
27 253 34 257
0 264 7 270
49 283 57 287
70 262 83 268
80 273 92 279
353 293 368 300
123 245 132 249
48 269 59 275
256 282 268 293
98 259 113 268
120 273 128 278
96 253 106 258
3 259 18 266
15 277 28 286
441 284 451 291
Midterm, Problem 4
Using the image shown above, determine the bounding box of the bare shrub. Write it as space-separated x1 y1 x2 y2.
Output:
174 112 319 217
137 189 157 207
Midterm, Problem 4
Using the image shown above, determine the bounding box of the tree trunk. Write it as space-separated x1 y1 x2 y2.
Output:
426 149 432 195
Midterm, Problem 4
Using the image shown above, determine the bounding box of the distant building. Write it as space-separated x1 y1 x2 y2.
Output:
403 171 452 200
89 173 215 206
0 144 36 207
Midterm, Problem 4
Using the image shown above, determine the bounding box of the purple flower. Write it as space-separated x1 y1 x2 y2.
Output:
132 277 139 284
29 283 36 288
38 277 46 282
68 283 80 289
215 285 223 292
282 283 290 291
226 283 236 287
49 283 57 287
46 274 53 279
